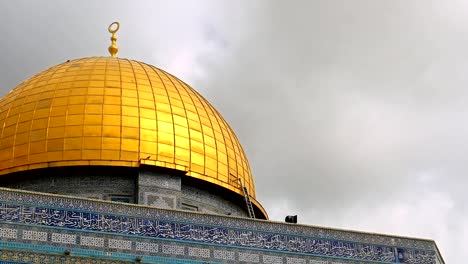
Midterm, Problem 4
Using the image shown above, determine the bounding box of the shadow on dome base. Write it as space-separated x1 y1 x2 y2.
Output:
0 165 267 219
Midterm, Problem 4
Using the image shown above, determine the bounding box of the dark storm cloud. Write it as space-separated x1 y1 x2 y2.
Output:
0 1 465 262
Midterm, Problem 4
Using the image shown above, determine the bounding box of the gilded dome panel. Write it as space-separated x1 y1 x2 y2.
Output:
0 57 263 213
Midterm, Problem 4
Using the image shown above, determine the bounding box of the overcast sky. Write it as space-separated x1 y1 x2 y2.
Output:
0 1 466 262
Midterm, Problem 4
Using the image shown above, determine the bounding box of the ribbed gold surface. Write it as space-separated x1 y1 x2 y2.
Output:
0 57 263 212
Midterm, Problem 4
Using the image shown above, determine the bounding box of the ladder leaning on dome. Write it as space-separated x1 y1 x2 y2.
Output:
238 178 256 219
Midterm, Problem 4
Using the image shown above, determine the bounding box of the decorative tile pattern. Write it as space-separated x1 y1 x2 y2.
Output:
286 256 307 264
0 247 217 264
162 245 185 256
135 242 159 253
80 235 105 247
397 248 437 264
263 255 284 264
0 188 435 250
22 230 47 241
0 202 404 263
0 228 17 239
309 260 328 264
51 233 76 244
144 192 176 209
213 249 235 261
188 247 210 258
0 248 137 264
108 239 132 250
239 252 260 262
0 188 442 264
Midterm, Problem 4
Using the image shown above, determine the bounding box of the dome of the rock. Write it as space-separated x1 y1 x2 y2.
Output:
0 56 266 219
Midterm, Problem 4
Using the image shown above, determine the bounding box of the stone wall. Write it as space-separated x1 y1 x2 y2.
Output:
1 166 250 218
181 184 248 217
1 167 136 202
138 171 181 209
138 169 248 217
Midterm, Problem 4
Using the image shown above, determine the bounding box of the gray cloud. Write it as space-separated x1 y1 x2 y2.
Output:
0 0 465 262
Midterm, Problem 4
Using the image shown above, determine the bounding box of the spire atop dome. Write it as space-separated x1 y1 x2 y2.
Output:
108 22 120 57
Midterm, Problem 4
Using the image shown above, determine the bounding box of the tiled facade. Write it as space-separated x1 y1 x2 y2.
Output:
0 187 444 264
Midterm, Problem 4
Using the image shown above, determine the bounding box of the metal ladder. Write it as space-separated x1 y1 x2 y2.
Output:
238 178 256 219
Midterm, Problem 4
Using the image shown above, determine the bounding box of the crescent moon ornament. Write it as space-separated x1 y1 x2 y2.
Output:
108 22 120 57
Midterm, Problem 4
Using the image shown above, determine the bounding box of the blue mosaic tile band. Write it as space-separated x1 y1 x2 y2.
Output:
0 201 435 264
0 242 218 264
0 188 436 250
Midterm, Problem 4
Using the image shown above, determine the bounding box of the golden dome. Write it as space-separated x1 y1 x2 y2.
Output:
0 57 265 216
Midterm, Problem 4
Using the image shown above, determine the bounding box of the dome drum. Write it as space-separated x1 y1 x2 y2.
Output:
0 165 264 218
